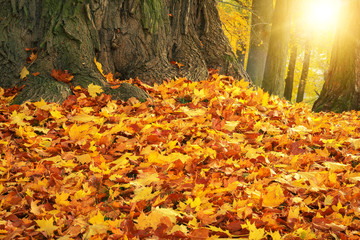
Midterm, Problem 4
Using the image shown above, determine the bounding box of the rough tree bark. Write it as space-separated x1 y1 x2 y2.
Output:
284 41 298 102
0 0 250 104
261 0 291 97
312 1 360 112
246 0 273 87
296 40 311 103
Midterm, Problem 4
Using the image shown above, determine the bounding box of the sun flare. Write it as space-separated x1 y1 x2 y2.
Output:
304 0 341 32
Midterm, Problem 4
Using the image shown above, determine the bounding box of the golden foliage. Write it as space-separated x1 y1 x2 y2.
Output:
1 73 360 238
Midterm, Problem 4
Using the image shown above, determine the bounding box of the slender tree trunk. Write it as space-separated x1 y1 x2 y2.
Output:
284 41 298 101
296 40 311 103
312 1 360 112
246 0 273 86
262 0 291 97
0 0 250 104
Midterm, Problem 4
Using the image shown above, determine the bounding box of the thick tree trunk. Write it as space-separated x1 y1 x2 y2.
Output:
312 1 360 112
0 0 250 104
284 42 298 102
261 0 291 97
246 0 273 86
296 40 311 103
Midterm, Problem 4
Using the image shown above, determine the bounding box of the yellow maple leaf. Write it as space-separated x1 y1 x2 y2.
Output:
241 220 265 240
68 123 98 141
70 113 104 124
10 111 33 126
207 225 232 237
262 184 286 208
180 106 207 118
261 91 270 106
168 224 188 235
148 151 191 164
189 197 202 209
50 109 64 119
134 173 160 187
131 186 160 203
223 121 238 132
41 155 62 164
295 228 317 239
323 162 348 172
74 189 89 200
35 217 58 237
55 192 70 206
86 225 109 239
192 88 207 105
89 211 105 225
244 146 264 159
88 83 104 98
288 206 300 219
20 66 29 79
76 154 92 164
136 207 179 230
268 231 282 240
33 98 47 108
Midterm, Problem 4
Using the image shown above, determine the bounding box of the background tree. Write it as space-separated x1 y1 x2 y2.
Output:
312 1 360 112
296 39 311 103
0 0 250 104
261 0 292 97
284 36 298 101
246 0 273 86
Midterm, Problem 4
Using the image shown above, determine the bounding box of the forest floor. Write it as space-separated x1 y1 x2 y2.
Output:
1 73 360 239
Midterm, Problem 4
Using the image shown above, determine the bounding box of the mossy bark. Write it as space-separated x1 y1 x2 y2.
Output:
0 0 250 104
312 1 360 112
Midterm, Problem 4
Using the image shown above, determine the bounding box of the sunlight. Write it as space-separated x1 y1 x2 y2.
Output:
304 0 341 32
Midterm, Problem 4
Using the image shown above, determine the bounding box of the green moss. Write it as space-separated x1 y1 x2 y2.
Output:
141 0 168 34
223 54 237 63
42 0 62 17
11 76 72 105
333 96 351 113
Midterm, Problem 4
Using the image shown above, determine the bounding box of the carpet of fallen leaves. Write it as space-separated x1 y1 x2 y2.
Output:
1 75 360 240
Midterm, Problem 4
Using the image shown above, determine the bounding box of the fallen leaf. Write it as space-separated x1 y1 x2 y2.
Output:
20 66 29 79
51 69 74 83
88 83 103 98
35 217 58 237
262 184 286 208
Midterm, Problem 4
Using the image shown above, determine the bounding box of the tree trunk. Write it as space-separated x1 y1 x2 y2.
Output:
296 40 311 103
284 41 298 102
312 1 360 112
261 0 291 97
246 0 273 86
0 0 250 104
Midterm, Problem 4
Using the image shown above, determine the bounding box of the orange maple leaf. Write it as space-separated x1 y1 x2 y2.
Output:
51 69 74 83
25 47 38 63
26 52 38 63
